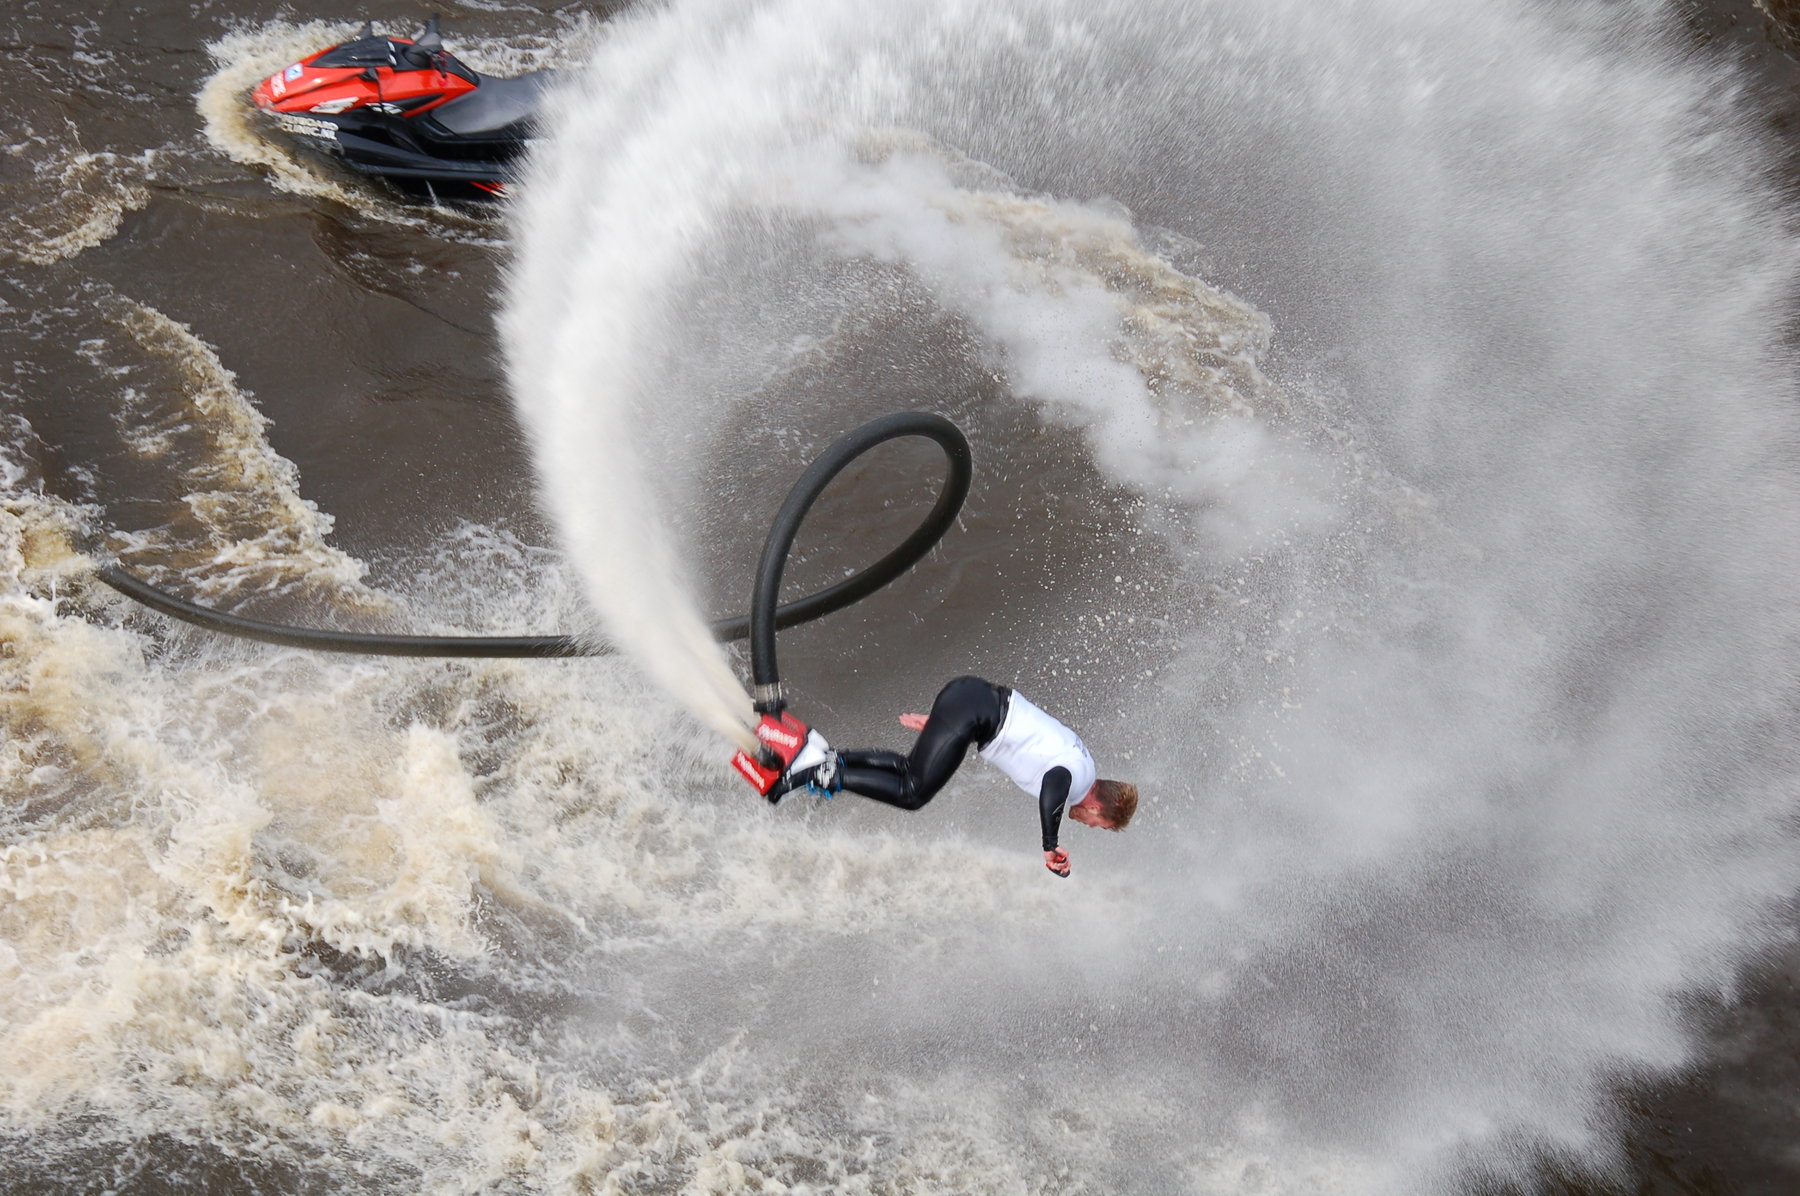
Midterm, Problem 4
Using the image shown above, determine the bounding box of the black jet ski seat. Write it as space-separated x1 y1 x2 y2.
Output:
431 70 560 136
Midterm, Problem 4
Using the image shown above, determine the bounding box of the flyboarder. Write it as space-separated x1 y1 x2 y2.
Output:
733 676 1138 877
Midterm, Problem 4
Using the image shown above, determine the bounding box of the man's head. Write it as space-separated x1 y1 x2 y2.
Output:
1070 779 1138 831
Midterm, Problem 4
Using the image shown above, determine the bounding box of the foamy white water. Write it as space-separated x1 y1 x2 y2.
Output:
2 0 1798 1190
2 427 1102 1190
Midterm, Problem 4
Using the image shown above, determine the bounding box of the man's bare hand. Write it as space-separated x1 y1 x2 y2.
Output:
1044 848 1070 878
899 713 929 732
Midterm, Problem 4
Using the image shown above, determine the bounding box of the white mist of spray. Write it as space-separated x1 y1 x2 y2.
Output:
504 0 1800 1186
500 5 814 748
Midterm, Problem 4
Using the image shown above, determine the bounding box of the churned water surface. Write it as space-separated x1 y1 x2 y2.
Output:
6 0 1800 1192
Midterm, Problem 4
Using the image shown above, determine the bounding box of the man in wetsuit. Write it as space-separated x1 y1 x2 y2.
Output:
776 676 1138 877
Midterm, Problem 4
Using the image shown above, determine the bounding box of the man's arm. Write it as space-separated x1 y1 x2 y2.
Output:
1039 767 1072 876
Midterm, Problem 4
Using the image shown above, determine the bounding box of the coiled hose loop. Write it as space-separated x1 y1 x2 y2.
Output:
745 410 971 710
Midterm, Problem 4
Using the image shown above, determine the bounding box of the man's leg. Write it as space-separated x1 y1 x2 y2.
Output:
834 676 1006 811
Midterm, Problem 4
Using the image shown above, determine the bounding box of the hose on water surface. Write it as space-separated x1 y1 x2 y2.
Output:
94 563 594 658
96 411 974 671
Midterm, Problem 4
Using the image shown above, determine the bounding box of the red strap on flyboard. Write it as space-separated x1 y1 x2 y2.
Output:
730 748 783 795
730 710 811 796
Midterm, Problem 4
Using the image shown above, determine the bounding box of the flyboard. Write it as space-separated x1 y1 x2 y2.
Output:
97 411 973 785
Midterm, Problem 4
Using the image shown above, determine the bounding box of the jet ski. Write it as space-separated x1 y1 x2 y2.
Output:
250 16 556 200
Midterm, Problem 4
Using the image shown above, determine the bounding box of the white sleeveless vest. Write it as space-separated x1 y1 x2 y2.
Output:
979 691 1097 802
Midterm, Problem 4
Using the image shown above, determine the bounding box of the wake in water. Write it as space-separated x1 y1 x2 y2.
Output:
504 0 1800 1188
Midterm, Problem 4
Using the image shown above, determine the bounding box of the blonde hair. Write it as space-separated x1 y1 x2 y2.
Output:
1093 779 1138 830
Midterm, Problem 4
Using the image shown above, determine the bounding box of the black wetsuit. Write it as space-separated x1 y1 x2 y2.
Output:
831 675 1076 851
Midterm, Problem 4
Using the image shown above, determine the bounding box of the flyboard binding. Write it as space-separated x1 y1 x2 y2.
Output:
731 711 811 799
733 710 840 803
250 15 556 201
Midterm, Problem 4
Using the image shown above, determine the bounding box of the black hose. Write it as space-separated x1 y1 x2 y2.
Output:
94 563 593 657
747 411 971 711
94 411 972 666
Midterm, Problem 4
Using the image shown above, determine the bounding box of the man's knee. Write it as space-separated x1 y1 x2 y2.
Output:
893 787 937 812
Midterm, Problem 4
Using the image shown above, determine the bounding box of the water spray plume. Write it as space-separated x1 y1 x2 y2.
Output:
505 0 1800 1187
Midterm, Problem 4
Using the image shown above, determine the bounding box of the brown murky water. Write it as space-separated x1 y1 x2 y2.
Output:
7 0 1800 1191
